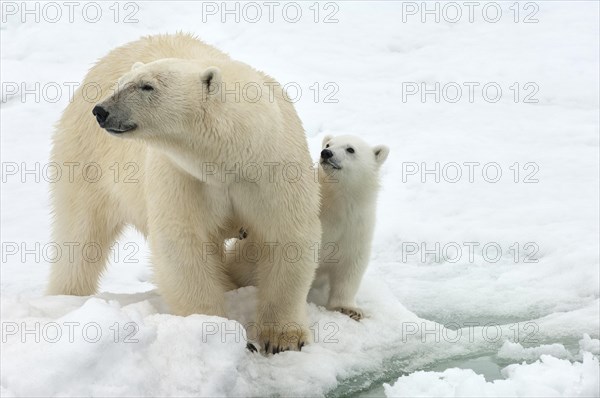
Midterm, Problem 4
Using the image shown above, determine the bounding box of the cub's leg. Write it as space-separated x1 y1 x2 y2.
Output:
325 242 370 321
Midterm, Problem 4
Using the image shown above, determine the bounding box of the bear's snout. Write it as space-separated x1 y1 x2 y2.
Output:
92 105 109 126
321 149 333 159
91 104 137 134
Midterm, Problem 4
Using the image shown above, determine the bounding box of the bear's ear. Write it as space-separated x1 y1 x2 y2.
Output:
322 135 334 147
200 67 222 97
131 62 145 71
373 145 389 166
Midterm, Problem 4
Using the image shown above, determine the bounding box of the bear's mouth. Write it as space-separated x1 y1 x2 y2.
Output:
105 124 138 134
321 159 341 170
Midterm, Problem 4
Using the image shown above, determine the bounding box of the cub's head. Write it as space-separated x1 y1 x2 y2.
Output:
320 134 389 183
92 59 221 139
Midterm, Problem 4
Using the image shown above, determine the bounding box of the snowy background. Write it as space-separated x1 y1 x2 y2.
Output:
1 1 599 396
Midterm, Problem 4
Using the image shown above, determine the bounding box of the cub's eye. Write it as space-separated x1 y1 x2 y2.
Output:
141 84 154 91
346 147 355 154
325 144 330 148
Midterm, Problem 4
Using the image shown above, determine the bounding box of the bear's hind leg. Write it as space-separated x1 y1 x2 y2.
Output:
225 239 260 289
47 199 123 296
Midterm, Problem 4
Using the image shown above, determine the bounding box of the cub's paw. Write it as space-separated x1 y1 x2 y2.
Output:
333 306 363 321
256 322 310 355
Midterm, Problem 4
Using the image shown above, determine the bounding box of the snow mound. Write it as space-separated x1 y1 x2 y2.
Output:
498 341 572 360
384 353 599 398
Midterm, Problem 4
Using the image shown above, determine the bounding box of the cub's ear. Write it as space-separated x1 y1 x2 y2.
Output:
373 145 390 166
131 62 145 71
322 135 334 147
200 66 222 97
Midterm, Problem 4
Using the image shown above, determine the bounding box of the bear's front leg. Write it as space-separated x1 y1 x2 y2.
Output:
252 233 319 354
146 154 229 317
150 231 229 317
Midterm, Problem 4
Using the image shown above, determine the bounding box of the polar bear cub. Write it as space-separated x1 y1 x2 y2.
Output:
318 134 389 320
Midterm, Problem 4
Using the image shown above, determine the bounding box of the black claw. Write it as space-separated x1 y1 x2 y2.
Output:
246 343 257 353
265 340 270 353
299 341 305 350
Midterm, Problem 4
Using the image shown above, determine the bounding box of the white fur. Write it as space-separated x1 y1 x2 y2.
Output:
317 134 389 320
47 33 321 354
228 134 389 321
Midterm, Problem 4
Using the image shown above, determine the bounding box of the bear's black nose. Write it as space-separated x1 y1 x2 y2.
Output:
92 105 109 125
321 149 333 159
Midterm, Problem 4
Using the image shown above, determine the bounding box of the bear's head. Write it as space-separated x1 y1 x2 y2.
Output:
92 59 222 140
320 134 389 184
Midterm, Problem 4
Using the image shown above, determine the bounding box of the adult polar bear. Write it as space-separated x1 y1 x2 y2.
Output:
47 33 321 354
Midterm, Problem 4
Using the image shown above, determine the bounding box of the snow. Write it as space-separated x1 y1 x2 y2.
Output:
497 335 600 362
1 1 599 397
498 341 572 361
384 352 600 398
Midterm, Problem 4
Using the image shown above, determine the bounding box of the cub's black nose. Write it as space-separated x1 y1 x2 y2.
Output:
321 149 333 159
92 105 109 125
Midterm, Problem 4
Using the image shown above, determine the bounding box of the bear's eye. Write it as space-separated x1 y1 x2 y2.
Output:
346 147 355 154
141 84 154 91
325 144 330 148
